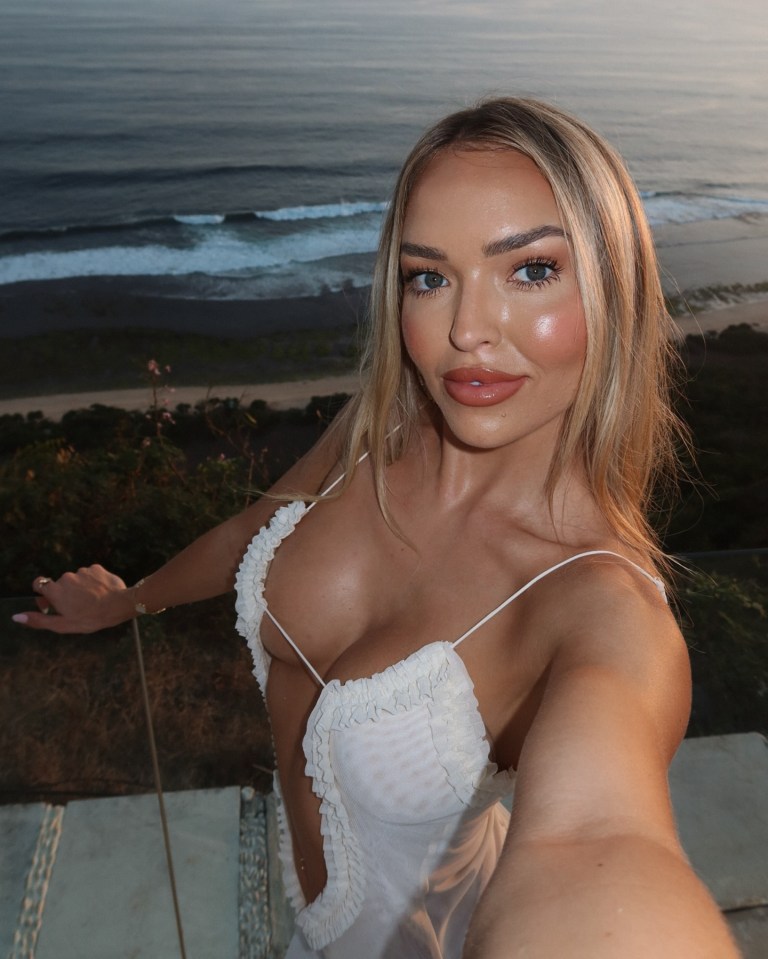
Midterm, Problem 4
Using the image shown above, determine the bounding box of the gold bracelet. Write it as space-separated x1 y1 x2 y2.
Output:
132 578 166 616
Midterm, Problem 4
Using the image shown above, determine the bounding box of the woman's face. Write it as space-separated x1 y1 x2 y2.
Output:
400 148 587 453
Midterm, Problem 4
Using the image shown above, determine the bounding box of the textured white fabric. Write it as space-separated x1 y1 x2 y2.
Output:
234 501 664 957
235 503 514 957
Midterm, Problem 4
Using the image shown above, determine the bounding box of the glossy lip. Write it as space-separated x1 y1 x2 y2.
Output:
442 367 527 407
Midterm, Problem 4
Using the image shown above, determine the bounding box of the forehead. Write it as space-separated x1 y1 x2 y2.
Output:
403 148 562 239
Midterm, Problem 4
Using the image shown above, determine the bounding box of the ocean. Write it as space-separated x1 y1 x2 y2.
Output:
1 0 767 304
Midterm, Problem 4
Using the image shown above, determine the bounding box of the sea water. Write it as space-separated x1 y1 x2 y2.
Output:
1 0 767 302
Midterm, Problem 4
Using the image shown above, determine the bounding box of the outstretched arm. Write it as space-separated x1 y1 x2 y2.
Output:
464 574 739 959
13 417 345 634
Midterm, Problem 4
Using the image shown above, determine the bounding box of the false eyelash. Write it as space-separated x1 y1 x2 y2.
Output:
401 266 447 297
511 257 562 289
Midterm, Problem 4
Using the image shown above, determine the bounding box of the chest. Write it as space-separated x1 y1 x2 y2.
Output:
256 498 550 769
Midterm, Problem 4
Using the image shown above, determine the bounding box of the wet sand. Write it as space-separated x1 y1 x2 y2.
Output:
1 214 767 419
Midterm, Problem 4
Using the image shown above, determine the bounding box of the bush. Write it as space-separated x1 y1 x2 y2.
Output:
0 389 348 803
678 569 768 737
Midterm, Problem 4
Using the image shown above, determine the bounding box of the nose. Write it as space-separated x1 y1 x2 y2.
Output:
449 278 503 352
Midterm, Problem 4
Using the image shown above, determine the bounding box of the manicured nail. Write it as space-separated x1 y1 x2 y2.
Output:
12 613 28 624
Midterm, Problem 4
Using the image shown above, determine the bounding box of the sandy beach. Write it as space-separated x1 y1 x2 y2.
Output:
654 213 768 295
0 374 362 419
1 214 767 420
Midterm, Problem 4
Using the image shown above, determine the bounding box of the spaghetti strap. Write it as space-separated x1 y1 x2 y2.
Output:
308 422 403 509
266 449 373 684
306 449 371 512
264 606 327 688
451 550 666 650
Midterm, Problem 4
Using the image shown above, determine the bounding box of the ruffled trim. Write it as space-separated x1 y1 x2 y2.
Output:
432 646 515 806
272 772 307 912
291 641 514 950
234 500 308 691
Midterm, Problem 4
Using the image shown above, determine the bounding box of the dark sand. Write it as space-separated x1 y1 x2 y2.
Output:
1 214 768 418
0 277 369 340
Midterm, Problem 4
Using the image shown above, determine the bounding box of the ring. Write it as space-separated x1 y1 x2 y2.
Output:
36 577 52 590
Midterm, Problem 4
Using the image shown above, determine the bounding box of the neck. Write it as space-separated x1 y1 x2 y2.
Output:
413 408 602 543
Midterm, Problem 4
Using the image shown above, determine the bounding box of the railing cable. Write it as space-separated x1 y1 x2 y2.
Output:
132 616 188 959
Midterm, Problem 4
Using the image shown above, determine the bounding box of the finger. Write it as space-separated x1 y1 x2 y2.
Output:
12 610 80 633
36 577 66 610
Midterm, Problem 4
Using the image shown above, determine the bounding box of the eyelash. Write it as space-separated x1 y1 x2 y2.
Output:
401 267 446 298
511 257 562 290
401 257 563 298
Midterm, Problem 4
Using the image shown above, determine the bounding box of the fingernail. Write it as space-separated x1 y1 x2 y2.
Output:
12 614 28 624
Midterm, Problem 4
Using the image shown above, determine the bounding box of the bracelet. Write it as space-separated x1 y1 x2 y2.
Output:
132 578 167 616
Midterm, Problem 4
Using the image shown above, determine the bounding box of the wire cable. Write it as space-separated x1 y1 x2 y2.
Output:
132 616 188 959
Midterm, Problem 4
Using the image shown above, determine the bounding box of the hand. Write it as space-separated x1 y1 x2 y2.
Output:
12 565 133 634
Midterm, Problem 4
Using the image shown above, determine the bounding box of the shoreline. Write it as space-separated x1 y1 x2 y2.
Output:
1 213 768 419
1 214 768 339
653 213 768 295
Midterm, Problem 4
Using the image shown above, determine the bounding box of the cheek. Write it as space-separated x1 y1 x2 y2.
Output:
528 301 587 369
400 310 432 371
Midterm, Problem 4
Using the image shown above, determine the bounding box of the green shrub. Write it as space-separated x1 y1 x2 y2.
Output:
678 569 767 737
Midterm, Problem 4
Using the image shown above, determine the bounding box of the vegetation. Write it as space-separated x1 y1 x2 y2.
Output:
679 565 767 738
665 324 768 551
1 323 767 804
0 372 348 804
0 600 276 803
0 324 358 398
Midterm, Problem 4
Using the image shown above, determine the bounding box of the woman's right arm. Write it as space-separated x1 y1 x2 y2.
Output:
13 416 346 634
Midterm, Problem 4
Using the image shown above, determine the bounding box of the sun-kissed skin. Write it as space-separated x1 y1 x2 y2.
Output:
16 148 739 958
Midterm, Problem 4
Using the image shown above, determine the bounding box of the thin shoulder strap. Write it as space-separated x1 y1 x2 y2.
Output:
267 448 374 685
451 550 666 650
263 606 327 688
305 449 371 512
308 422 404 509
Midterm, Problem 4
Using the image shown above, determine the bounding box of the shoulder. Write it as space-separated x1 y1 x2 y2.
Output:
507 553 691 846
525 552 691 761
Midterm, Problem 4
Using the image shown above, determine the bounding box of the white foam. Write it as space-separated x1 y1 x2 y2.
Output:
173 214 227 225
0 222 383 285
256 201 387 222
6 192 768 288
642 193 768 227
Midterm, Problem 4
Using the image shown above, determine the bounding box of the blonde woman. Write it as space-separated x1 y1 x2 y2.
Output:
17 99 738 958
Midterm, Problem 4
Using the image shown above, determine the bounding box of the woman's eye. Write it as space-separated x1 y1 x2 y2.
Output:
410 270 447 292
513 261 556 284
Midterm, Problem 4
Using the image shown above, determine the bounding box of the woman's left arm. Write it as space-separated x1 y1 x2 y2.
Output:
463 575 740 959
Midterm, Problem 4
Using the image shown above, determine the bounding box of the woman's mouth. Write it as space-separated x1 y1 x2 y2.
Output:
442 367 527 407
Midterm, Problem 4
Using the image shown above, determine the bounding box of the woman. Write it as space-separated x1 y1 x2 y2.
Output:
16 98 738 958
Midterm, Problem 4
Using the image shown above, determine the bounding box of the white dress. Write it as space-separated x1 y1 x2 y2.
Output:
235 494 665 958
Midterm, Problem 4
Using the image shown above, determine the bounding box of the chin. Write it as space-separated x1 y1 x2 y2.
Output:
440 412 526 452
435 398 567 456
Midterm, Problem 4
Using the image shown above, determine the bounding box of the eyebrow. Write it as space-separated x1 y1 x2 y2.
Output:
483 225 566 257
400 241 447 260
400 225 566 262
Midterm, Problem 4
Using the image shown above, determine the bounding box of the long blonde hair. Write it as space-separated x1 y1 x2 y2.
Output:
332 97 685 564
